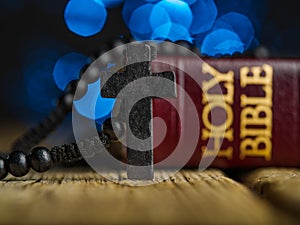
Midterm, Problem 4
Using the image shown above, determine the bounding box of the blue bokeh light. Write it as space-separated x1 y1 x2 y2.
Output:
24 63 61 113
214 12 254 49
122 0 145 26
74 79 115 121
130 30 152 41
189 0 217 35
123 0 262 56
155 0 193 29
214 0 267 36
127 0 193 42
152 23 193 43
149 4 171 29
97 0 124 8
53 52 90 91
201 29 244 56
18 36 72 114
64 0 107 37
181 0 196 5
145 0 160 2
128 4 156 35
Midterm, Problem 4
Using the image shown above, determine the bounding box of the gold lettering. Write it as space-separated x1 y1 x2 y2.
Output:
201 63 234 160
241 105 272 126
201 127 233 160
241 85 273 107
202 102 233 132
202 128 233 141
240 128 271 139
240 64 273 87
202 146 233 160
240 64 273 161
202 63 234 104
240 137 272 161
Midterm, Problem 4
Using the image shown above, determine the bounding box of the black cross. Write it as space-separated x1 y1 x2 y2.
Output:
101 43 176 180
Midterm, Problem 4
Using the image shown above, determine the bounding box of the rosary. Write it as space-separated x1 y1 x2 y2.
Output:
0 0 259 180
0 42 176 181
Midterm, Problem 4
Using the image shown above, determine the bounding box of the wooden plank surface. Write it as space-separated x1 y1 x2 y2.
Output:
0 168 298 225
243 168 300 218
0 123 299 224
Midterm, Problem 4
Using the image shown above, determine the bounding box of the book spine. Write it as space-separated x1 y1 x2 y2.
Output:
152 57 300 168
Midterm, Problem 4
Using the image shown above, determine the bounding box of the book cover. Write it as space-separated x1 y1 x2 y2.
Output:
152 57 300 168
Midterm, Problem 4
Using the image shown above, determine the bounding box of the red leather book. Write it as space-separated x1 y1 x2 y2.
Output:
151 57 300 168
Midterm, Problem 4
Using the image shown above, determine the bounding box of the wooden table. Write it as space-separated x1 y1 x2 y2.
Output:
0 122 299 224
0 168 299 225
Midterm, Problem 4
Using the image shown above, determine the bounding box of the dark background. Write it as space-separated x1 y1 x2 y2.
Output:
0 0 299 145
1 0 299 74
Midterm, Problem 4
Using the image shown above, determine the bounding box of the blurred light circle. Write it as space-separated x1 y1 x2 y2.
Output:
214 0 266 34
214 12 254 49
19 37 70 113
181 0 197 5
200 29 245 56
97 0 124 8
155 0 193 29
53 52 89 91
149 4 171 29
122 0 145 26
152 23 193 43
64 0 107 37
130 30 152 41
145 0 160 2
74 79 115 120
24 59 61 113
128 4 156 34
190 0 217 35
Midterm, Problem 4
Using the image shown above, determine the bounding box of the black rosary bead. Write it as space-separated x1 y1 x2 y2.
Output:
30 147 53 172
0 156 8 180
79 64 90 78
82 66 100 84
65 79 88 101
65 79 78 94
102 118 125 141
74 79 88 100
58 93 74 112
7 151 30 177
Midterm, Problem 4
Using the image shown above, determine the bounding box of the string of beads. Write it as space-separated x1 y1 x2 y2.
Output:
0 134 110 180
1 59 111 180
11 64 90 152
2 39 198 180
3 39 131 180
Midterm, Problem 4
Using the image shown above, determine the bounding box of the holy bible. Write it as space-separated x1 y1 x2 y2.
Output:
151 57 300 168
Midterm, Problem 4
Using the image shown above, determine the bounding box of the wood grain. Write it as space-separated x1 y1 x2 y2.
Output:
0 168 297 225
